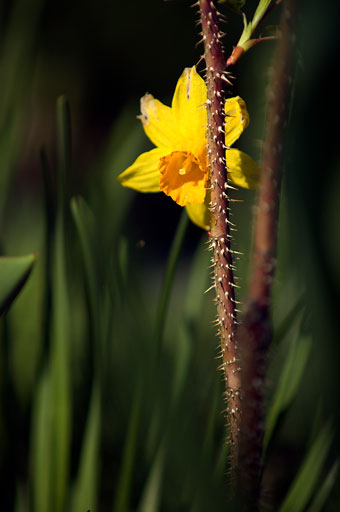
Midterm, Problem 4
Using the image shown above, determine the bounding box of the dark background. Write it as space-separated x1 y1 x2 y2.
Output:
1 0 340 510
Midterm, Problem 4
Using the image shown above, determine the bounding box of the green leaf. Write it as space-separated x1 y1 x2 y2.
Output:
184 236 210 325
170 323 193 407
264 334 312 451
49 207 71 512
154 210 189 354
0 253 36 315
137 442 166 512
272 296 304 346
252 0 272 27
113 383 143 512
213 440 229 484
307 460 338 512
70 197 99 339
30 369 53 512
71 384 101 512
48 95 72 512
279 422 333 512
29 98 72 512
237 0 272 49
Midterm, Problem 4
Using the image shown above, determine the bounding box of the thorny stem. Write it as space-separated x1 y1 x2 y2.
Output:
198 0 241 473
236 0 296 508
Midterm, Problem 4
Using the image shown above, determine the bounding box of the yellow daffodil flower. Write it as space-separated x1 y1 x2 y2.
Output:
118 66 259 230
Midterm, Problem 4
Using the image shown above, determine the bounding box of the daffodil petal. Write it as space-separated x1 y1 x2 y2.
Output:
118 148 166 193
225 96 250 147
227 148 259 189
171 67 207 153
139 94 180 149
186 202 210 230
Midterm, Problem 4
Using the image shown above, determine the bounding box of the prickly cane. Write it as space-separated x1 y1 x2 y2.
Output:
198 0 241 471
236 0 296 507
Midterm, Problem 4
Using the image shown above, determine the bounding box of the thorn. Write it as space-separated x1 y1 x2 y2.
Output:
204 284 216 294
221 74 233 85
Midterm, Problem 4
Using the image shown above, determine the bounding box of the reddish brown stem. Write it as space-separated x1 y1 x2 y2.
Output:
198 0 241 471
236 0 296 507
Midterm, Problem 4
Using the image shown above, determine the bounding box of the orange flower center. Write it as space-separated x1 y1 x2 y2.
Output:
158 151 208 206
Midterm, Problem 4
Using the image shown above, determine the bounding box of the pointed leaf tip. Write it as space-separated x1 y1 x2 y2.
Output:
0 253 37 315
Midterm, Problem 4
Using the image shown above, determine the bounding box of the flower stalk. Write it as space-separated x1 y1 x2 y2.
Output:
198 0 241 470
236 0 296 506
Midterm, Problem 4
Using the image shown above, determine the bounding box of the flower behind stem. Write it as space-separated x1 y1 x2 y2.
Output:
118 67 259 230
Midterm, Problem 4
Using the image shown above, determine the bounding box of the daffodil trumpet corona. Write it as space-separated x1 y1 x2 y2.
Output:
118 66 259 230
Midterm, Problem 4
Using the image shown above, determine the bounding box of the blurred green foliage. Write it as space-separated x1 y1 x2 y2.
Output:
0 254 36 315
0 0 340 510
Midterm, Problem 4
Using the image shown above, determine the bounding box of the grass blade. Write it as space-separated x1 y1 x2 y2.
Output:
49 206 71 512
154 210 189 352
40 147 55 364
307 460 338 512
70 196 100 361
264 333 312 451
48 95 72 512
71 384 101 512
113 210 191 512
279 422 333 512
113 383 143 512
30 370 53 512
184 234 210 325
170 322 193 407
137 442 166 512
70 196 102 511
0 253 36 315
